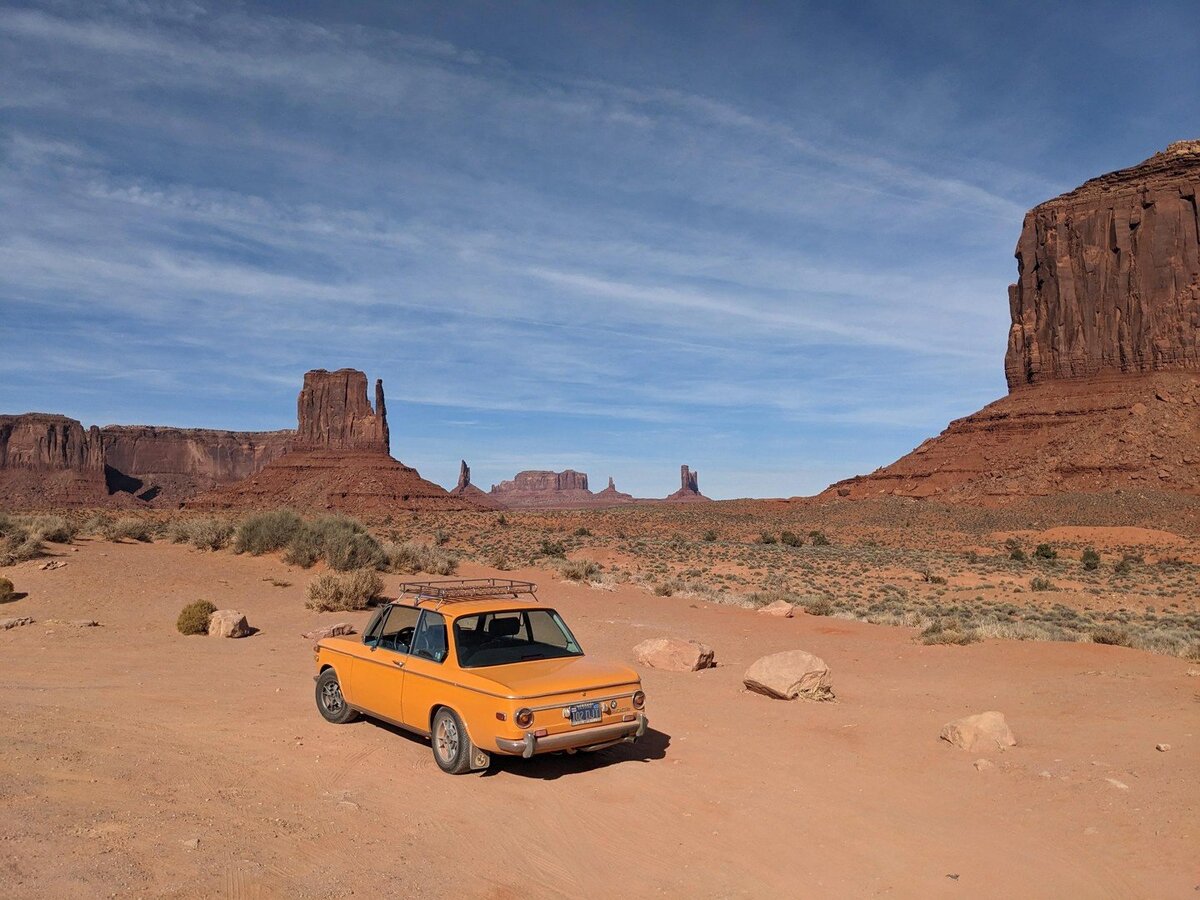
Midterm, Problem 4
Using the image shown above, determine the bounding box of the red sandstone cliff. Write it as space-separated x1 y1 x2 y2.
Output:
294 368 389 452
664 465 711 502
828 140 1200 503
0 414 109 506
450 459 502 509
1006 140 1200 388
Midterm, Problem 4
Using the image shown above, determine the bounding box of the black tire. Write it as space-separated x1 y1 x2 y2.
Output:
315 668 359 724
431 707 474 774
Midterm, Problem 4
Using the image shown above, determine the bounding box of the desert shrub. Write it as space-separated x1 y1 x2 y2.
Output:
0 577 14 601
104 517 154 543
305 569 383 612
25 515 76 543
780 530 803 547
809 531 830 547
0 530 45 566
920 569 947 585
539 539 566 559
920 619 980 645
653 581 675 597
1033 543 1057 561
757 532 777 545
802 596 835 616
176 600 217 635
560 559 600 581
1113 555 1136 576
964 550 979 563
485 549 511 570
233 509 302 555
433 528 449 546
1030 576 1055 592
573 526 592 537
1091 625 1132 647
495 514 508 526
187 518 235 551
285 516 384 571
1081 547 1101 571
702 529 718 542
384 541 456 576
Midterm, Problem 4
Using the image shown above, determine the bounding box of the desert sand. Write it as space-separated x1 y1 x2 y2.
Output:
2 536 1197 898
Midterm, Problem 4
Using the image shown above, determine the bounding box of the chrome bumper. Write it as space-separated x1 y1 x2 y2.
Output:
496 714 648 758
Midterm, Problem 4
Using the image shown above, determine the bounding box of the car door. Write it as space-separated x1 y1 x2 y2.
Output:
401 610 450 731
351 604 420 725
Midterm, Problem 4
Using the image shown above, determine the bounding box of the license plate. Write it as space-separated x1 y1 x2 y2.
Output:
569 701 602 725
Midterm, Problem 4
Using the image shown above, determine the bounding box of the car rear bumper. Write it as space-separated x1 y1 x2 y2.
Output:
495 714 648 758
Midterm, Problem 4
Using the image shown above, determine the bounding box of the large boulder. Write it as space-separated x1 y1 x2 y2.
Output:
743 650 834 701
940 711 1017 752
208 609 251 638
757 599 795 618
633 637 715 672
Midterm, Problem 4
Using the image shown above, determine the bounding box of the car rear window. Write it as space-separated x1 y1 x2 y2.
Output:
453 608 583 668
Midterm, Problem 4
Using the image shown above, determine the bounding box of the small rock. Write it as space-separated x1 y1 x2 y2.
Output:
1186 669 1200 677
1155 743 1171 752
757 599 795 618
1038 770 1052 779
69 620 99 628
633 637 716 672
973 758 994 771
181 837 200 850
939 711 1017 752
301 622 357 641
39 560 67 570
1105 778 1130 791
208 610 251 638
743 650 834 701
0 616 34 630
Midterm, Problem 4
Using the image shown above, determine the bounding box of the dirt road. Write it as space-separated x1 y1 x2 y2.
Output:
1 539 1196 897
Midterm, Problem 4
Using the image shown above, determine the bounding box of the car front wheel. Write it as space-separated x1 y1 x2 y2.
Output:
315 669 359 724
431 707 475 774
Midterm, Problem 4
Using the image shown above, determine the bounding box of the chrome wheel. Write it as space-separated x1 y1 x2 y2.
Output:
321 679 345 713
435 715 460 762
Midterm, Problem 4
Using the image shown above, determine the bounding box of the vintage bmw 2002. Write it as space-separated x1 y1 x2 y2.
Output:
313 579 648 773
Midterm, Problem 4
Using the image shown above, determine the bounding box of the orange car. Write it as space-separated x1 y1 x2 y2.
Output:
313 579 647 774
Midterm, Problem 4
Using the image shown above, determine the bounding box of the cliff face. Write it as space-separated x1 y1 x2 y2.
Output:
0 414 110 506
492 470 590 495
449 459 502 509
1005 140 1200 389
100 426 292 500
295 369 390 452
665 465 711 502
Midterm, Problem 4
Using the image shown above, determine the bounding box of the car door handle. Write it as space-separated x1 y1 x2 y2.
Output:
393 659 406 668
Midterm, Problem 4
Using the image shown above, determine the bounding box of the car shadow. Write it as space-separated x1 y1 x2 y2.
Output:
356 718 671 780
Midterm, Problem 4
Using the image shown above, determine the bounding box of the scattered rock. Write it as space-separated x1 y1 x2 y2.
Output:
208 610 251 638
1156 743 1171 752
743 650 834 701
973 758 995 771
0 616 34 630
39 560 67 570
757 599 795 618
181 837 200 851
302 622 357 641
939 711 1016 752
1186 669 1200 677
69 620 99 628
633 637 716 672
1105 778 1130 791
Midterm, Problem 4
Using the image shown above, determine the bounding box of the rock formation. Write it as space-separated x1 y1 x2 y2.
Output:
486 469 641 508
827 140 1200 503
665 465 711 502
1006 140 1200 388
596 476 634 503
449 459 502 509
193 369 481 514
101 426 291 501
0 414 110 506
294 368 390 452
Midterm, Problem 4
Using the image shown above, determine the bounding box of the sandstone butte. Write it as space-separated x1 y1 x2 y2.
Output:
826 139 1200 503
665 464 712 503
450 459 503 509
190 369 481 514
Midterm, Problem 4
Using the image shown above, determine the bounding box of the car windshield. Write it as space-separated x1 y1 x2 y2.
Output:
453 608 583 668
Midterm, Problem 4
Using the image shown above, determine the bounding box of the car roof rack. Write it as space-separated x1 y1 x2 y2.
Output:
397 578 538 608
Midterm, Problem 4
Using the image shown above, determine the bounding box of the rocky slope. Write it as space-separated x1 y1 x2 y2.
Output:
828 140 1200 503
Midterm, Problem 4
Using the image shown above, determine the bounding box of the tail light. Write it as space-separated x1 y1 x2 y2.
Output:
632 690 645 709
515 708 534 728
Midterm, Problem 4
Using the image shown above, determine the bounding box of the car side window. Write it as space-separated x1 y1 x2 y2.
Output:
370 606 420 654
411 611 448 663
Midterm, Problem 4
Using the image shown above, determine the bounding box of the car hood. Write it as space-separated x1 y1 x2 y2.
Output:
472 656 640 699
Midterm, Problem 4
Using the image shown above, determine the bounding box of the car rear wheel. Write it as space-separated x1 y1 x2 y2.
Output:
316 669 358 724
431 707 475 774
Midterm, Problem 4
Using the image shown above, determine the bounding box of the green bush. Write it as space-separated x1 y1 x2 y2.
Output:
285 517 384 571
802 596 835 616
920 619 980 645
233 509 303 555
0 577 14 601
560 559 600 581
177 600 217 635
1033 543 1057 561
0 530 45 566
573 526 592 537
384 541 456 576
1081 547 1101 571
306 569 384 612
1030 576 1055 592
1091 625 1132 647
757 532 777 545
104 517 154 543
26 515 76 543
780 530 803 547
702 529 718 542
539 539 566 559
809 530 830 546
187 518 235 552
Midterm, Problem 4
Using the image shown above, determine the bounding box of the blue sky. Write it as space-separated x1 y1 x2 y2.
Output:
2 1 1196 498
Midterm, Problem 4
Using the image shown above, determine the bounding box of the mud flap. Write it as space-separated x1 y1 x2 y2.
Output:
470 747 491 771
